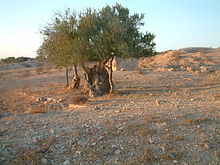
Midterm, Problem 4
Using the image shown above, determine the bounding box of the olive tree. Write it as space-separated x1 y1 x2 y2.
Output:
37 9 81 88
37 4 156 96
77 4 156 96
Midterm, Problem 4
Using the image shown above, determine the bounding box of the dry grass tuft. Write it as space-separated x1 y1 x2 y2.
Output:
183 118 212 125
26 106 46 114
214 95 220 100
70 96 89 105
125 148 152 164
9 149 47 165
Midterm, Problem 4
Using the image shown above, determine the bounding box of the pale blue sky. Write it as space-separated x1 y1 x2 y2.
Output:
0 0 219 58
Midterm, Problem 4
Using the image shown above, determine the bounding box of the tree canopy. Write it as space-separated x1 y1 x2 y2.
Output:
37 3 156 65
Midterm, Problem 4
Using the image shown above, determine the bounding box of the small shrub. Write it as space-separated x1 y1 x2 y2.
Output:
70 96 88 105
27 106 46 114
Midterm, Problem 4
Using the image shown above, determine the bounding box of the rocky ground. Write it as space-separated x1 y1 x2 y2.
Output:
0 47 220 165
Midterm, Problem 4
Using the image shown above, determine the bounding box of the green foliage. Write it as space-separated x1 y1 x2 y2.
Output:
1 56 32 64
37 3 156 66
37 9 84 67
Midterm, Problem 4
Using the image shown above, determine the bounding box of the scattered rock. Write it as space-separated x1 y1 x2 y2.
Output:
148 138 155 144
186 67 194 72
167 68 174 72
173 160 178 164
157 67 165 72
111 144 117 148
75 150 81 155
156 100 160 106
115 110 121 113
200 67 208 72
38 97 47 102
98 136 104 140
94 106 100 110
63 160 71 165
84 124 90 128
194 71 200 75
115 149 121 154
50 128 55 134
169 153 178 158
181 162 188 165
0 157 5 162
47 97 53 102
41 158 48 164
204 143 210 149
117 126 124 131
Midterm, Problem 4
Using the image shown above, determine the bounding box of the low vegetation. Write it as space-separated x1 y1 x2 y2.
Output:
0 56 33 64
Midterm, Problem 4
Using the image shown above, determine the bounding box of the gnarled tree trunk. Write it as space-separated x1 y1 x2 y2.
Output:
107 56 114 94
82 62 111 97
65 67 69 87
70 64 80 89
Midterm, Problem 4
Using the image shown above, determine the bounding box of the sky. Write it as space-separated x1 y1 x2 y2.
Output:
0 0 220 58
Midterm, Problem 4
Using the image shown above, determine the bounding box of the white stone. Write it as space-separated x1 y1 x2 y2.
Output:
111 144 117 148
41 158 48 164
75 150 81 155
115 149 121 154
63 160 71 165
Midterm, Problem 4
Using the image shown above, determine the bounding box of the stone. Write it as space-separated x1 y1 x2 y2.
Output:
63 160 71 165
204 143 210 150
156 100 160 106
117 126 124 131
47 98 53 102
186 67 194 72
38 97 47 101
148 138 155 144
41 158 48 164
173 160 178 163
75 150 81 155
115 110 121 113
50 129 54 134
157 67 165 72
98 136 104 140
200 67 208 72
120 146 125 150
94 106 100 110
0 157 5 162
91 142 96 146
111 144 117 148
115 149 121 154
84 124 90 128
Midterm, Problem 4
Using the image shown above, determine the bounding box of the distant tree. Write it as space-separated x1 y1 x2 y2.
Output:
1 56 32 64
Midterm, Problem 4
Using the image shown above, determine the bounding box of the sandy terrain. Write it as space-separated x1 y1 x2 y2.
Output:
0 47 219 165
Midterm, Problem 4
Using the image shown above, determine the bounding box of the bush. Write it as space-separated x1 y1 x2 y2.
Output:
1 56 32 64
